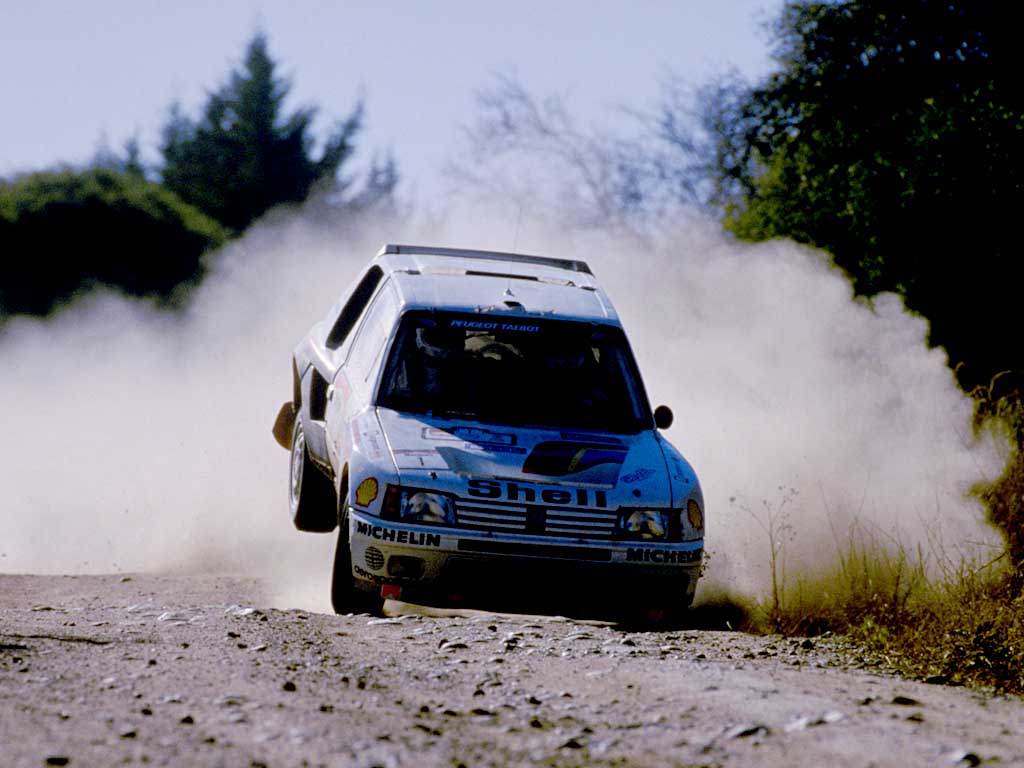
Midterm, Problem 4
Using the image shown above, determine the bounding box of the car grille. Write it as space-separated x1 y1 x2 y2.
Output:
454 498 618 539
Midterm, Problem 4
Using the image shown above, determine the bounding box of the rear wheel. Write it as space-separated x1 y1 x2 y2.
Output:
330 508 385 616
289 418 336 532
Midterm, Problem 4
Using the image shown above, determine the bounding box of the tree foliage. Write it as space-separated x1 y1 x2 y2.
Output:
0 168 228 316
91 136 146 178
711 0 1023 387
161 33 393 233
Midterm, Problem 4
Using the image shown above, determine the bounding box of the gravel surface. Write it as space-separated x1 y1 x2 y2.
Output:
1 573 1022 767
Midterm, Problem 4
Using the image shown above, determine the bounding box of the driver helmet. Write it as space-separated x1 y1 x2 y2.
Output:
415 326 461 360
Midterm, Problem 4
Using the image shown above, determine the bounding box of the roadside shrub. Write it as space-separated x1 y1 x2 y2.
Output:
735 378 1024 693
890 571 1024 692
830 555 1024 693
971 374 1024 572
749 523 1024 693
0 168 229 316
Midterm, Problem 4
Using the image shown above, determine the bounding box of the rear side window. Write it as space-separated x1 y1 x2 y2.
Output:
326 266 383 350
344 281 399 389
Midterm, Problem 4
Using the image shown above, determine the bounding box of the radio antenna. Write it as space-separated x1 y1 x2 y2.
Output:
511 203 523 252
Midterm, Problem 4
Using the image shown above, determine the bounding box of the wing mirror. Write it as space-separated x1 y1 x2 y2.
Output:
654 405 673 430
272 402 296 449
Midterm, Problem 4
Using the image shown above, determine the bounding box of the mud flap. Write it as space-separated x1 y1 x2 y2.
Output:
272 402 296 449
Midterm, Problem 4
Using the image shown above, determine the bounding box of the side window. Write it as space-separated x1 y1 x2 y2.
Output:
326 266 384 350
345 282 399 390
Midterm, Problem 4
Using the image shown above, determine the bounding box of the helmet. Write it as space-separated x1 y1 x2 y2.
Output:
415 326 461 360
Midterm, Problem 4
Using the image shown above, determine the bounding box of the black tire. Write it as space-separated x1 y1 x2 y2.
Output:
618 605 684 631
330 510 385 616
619 590 692 629
288 418 337 532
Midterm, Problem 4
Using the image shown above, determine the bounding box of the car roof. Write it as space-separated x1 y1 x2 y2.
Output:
372 244 620 324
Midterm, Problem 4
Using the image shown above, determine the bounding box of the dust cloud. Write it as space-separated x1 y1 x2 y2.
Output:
0 206 1006 611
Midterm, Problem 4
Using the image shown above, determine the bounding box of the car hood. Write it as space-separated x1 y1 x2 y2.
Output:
376 408 673 505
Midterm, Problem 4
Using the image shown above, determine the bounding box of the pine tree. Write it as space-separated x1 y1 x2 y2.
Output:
160 33 366 232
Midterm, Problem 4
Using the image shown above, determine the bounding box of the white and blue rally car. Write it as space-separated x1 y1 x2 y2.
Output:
272 244 704 619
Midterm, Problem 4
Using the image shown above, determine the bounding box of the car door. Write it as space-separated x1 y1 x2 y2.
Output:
301 265 385 464
326 277 400 473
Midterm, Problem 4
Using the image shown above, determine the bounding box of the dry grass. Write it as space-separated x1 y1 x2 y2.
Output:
734 380 1024 693
971 375 1024 574
872 566 1024 692
742 505 1024 693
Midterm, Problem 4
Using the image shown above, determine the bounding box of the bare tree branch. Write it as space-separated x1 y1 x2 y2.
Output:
449 74 721 233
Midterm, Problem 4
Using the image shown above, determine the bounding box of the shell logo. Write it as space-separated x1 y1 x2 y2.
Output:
355 477 379 507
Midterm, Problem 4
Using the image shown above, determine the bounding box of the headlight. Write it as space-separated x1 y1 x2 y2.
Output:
381 486 455 525
617 509 668 541
401 491 455 524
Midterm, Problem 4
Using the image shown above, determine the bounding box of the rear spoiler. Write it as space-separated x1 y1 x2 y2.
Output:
377 244 592 275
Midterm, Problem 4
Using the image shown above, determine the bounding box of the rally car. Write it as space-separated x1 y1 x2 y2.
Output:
272 244 704 619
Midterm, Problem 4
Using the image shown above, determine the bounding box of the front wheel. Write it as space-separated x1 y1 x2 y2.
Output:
289 418 336 533
619 588 693 629
330 513 384 616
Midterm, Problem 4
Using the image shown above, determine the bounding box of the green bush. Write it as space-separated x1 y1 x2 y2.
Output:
710 0 1024 390
0 168 229 316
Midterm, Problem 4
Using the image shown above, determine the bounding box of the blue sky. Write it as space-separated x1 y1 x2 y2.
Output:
1 1 778 198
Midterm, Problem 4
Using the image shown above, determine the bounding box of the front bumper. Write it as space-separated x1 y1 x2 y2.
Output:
347 509 702 611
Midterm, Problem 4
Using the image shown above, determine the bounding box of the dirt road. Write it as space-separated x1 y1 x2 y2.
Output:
1 574 1021 767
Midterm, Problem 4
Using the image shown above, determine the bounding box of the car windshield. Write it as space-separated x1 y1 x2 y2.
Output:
377 311 651 433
